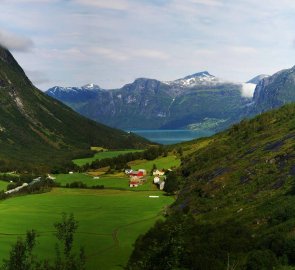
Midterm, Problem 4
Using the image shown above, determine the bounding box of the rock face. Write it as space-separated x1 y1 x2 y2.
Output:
247 74 269 84
251 66 295 114
0 46 148 171
46 72 251 130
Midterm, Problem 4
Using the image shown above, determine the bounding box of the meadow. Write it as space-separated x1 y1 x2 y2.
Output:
73 149 144 166
0 180 8 191
0 188 173 269
0 150 179 269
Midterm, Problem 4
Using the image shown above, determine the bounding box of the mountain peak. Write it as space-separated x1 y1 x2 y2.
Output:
183 71 214 80
165 71 219 87
82 83 101 90
247 74 269 84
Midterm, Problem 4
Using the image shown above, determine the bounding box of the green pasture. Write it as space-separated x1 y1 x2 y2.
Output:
73 149 143 166
54 173 158 191
0 180 8 191
0 188 173 269
128 155 180 172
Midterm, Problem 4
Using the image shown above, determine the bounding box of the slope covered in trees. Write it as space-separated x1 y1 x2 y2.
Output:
128 103 295 269
0 47 148 172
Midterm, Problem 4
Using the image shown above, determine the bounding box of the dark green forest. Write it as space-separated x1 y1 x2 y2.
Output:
128 103 295 270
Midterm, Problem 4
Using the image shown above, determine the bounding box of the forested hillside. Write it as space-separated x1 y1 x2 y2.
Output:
0 47 148 172
128 103 295 269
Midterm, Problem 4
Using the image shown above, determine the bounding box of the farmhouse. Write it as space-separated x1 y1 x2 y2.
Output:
153 169 165 176
129 171 144 177
159 181 165 190
129 176 141 187
153 176 160 184
125 169 133 175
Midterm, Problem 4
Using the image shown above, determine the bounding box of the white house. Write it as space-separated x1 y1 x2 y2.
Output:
153 176 160 184
153 170 165 176
125 169 133 175
159 181 165 190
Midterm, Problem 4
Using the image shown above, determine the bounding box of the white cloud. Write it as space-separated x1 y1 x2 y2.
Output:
133 49 170 60
231 46 258 54
187 0 223 6
241 83 256 98
74 0 130 10
90 47 129 61
25 70 50 85
0 30 33 52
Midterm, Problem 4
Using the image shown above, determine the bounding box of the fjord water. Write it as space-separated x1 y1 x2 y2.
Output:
129 129 214 144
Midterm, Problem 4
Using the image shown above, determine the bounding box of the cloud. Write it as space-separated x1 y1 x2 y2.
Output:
74 0 130 10
25 70 50 85
89 47 170 61
90 47 129 61
133 49 170 60
231 46 258 54
187 0 222 6
241 83 256 98
0 30 33 52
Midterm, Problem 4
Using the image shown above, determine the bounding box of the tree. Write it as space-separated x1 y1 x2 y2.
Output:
54 213 85 270
163 171 179 194
1 230 37 270
1 214 85 270
150 164 157 175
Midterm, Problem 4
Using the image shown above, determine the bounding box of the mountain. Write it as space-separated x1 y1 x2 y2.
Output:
46 84 102 110
0 46 148 172
46 72 251 131
128 102 295 269
247 74 269 84
251 66 295 114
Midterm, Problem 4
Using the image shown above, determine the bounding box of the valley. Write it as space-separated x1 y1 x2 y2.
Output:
0 149 179 269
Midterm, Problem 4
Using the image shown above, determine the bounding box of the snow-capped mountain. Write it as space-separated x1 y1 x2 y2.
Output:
46 84 103 108
247 74 269 84
47 83 101 94
165 71 222 87
46 71 251 131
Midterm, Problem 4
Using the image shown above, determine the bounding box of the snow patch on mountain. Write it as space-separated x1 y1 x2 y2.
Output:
47 84 101 94
164 71 222 87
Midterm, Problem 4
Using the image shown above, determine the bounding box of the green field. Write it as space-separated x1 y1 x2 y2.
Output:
73 149 144 166
0 180 8 191
0 188 173 269
56 155 180 191
0 153 179 268
128 155 180 171
55 173 159 191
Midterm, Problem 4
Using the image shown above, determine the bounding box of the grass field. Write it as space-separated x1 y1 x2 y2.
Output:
73 149 144 166
55 173 159 191
0 188 173 269
56 155 180 191
0 153 179 268
0 180 8 191
128 155 180 172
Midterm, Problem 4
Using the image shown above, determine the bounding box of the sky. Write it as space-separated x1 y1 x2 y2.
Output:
0 0 295 91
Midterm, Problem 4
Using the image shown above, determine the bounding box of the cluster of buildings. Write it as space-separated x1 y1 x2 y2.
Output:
125 169 147 187
153 170 166 190
125 168 167 190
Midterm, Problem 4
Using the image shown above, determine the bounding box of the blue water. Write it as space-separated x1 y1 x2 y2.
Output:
128 129 215 145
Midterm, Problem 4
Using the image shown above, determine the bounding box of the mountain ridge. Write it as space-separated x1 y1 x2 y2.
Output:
0 46 149 172
46 72 253 131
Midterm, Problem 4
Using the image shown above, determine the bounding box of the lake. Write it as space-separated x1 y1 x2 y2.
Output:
128 129 214 145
